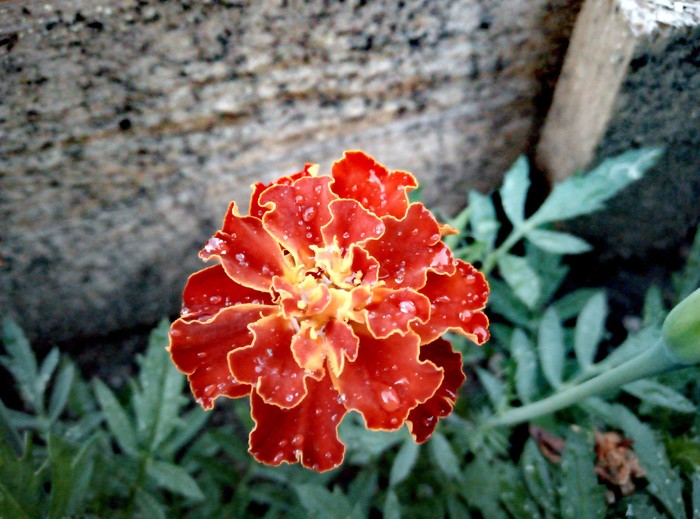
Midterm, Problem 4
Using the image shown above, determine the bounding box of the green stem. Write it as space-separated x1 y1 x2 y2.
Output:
482 222 533 275
483 339 679 428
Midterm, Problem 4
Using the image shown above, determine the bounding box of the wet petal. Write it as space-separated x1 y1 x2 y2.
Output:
249 164 316 219
330 151 417 218
249 372 347 472
272 276 331 320
334 330 443 430
228 314 312 408
325 320 360 375
181 264 272 321
321 198 385 252
363 288 430 339
412 259 490 345
169 305 274 409
260 176 335 264
407 338 466 443
364 204 455 290
200 203 289 291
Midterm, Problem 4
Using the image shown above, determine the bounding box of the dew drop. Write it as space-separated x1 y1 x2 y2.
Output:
303 206 316 222
197 352 207 358
209 295 222 304
379 386 401 412
292 434 303 446
399 300 415 314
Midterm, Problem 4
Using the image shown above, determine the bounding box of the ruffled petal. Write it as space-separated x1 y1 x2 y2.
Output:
260 176 335 265
321 198 385 252
181 264 272 321
411 259 490 345
249 164 316 219
169 305 274 409
324 320 360 375
406 338 466 443
363 287 430 339
364 204 456 290
228 314 313 408
330 151 417 218
272 276 331 321
200 203 289 291
249 372 347 472
334 330 443 430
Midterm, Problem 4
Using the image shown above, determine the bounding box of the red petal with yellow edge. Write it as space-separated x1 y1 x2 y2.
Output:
363 288 431 339
412 259 490 345
181 264 272 321
348 245 381 286
169 305 274 409
290 326 325 374
229 314 314 408
249 164 315 219
330 151 417 218
321 198 384 252
334 330 443 431
272 276 331 320
249 372 347 472
200 203 288 291
324 320 360 375
364 204 455 290
406 338 466 443
260 176 335 264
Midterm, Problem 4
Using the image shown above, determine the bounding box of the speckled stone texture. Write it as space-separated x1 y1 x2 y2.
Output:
0 0 581 342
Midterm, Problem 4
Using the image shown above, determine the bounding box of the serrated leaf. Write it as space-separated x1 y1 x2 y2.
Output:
553 288 601 321
147 460 204 500
500 156 530 226
389 439 419 487
559 431 606 519
462 457 509 519
487 280 533 329
526 229 592 255
429 432 461 480
511 329 538 403
574 292 607 371
476 367 506 410
498 253 541 309
622 379 695 413
383 489 401 519
538 307 565 388
133 320 186 452
135 488 167 519
469 190 500 251
161 407 209 459
526 243 570 305
521 439 558 515
36 348 60 412
48 362 75 422
498 462 543 519
94 379 138 456
1 318 39 409
584 399 684 519
530 148 662 225
0 435 41 518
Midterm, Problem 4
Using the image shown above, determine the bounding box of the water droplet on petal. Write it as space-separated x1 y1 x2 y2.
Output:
399 300 415 314
303 206 316 222
379 387 401 412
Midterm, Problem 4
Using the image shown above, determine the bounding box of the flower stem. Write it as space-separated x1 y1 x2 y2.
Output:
483 338 680 428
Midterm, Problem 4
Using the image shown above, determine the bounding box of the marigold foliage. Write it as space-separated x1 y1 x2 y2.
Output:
168 150 489 471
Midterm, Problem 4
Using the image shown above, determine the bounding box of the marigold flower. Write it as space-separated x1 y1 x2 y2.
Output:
169 151 489 472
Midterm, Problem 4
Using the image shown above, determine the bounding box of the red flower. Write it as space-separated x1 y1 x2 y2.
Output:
169 151 489 472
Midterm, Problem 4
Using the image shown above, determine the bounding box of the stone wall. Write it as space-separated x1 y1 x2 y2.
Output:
0 0 582 342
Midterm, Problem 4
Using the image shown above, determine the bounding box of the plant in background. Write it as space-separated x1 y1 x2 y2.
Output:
1 148 699 518
168 151 489 471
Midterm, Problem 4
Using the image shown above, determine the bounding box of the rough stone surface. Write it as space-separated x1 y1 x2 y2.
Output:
0 0 581 342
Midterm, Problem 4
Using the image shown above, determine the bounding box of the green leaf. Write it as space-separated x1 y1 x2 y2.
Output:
294 484 356 519
476 367 506 410
487 280 533 329
667 437 700 472
445 205 470 249
498 463 543 519
446 495 472 519
161 407 209 459
94 379 138 457
347 468 378 514
692 473 700 517
0 398 23 456
585 399 684 519
132 320 186 452
340 416 404 464
521 439 558 515
511 329 538 403
538 307 565 388
530 148 662 225
36 348 60 412
469 190 500 251
147 460 204 500
497 253 541 309
1 319 39 410
622 379 695 413
553 288 601 321
46 435 75 519
600 326 660 369
135 487 167 519
0 435 41 519
559 430 606 519
642 284 666 328
574 292 607 371
462 457 509 519
48 362 75 422
429 432 461 480
672 224 700 302
500 156 530 226
383 489 401 519
389 439 419 487
526 229 592 255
